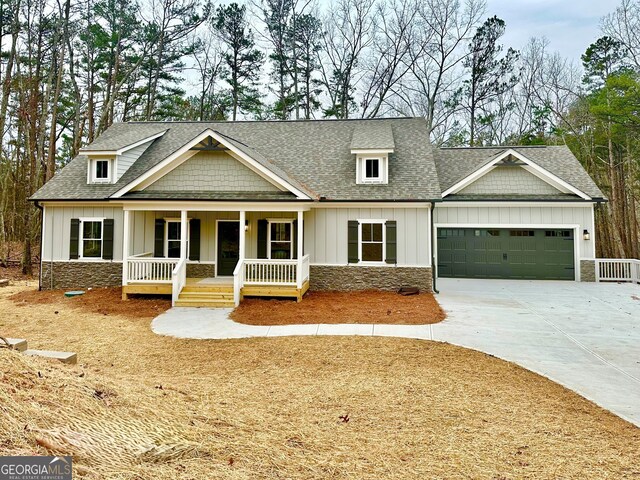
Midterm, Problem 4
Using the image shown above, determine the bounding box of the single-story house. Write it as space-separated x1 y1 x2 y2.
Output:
31 117 605 307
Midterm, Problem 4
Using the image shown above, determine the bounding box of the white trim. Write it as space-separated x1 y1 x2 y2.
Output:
267 218 295 260
215 219 240 278
355 154 388 185
357 219 386 265
122 201 312 212
79 130 167 156
433 223 581 281
122 210 130 284
40 205 46 285
441 149 591 200
436 201 595 208
78 217 106 260
350 149 394 154
88 158 114 184
110 129 311 199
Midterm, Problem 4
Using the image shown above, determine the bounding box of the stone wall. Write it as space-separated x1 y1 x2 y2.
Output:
40 261 122 290
580 259 596 282
186 263 216 278
310 265 433 293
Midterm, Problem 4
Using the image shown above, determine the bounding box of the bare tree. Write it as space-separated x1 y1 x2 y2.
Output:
602 0 640 70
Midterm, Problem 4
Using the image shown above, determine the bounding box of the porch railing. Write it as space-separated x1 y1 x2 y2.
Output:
171 257 187 306
596 259 640 284
243 258 298 285
127 257 178 283
233 260 245 307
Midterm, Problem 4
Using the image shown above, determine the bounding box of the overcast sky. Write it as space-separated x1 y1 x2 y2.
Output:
485 0 615 62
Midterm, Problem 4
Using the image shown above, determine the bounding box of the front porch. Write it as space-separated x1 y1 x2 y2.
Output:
121 206 310 306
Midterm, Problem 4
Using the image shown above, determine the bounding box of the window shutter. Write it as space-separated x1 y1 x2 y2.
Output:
348 220 359 263
189 219 201 261
102 219 114 260
385 220 397 264
292 220 298 259
257 219 268 259
154 219 165 257
70 218 80 259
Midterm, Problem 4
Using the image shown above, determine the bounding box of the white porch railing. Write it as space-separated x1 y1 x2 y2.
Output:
233 259 245 307
127 257 178 283
596 259 640 284
171 257 187 306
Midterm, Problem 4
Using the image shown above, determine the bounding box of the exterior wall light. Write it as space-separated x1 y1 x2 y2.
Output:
245 220 250 232
583 229 590 241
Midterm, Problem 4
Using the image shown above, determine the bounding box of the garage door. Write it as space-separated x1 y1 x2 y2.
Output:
437 228 575 280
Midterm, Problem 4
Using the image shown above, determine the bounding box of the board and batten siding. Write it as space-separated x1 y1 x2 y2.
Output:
433 204 596 259
42 205 125 261
305 207 431 266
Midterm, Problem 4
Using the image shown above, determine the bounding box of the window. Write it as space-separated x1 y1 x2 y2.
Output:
364 158 380 181
510 230 535 237
545 230 571 238
89 158 112 183
165 220 189 258
80 219 102 258
357 154 388 184
269 220 293 259
360 221 385 262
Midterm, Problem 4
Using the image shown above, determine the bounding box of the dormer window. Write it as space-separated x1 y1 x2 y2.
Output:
88 158 113 183
356 153 388 184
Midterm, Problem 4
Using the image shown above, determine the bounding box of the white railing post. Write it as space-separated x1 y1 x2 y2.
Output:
171 258 187 306
122 210 130 286
595 259 600 282
296 210 304 289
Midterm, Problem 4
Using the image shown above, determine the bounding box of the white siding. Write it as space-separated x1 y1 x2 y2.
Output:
116 140 154 180
305 207 431 266
43 206 125 261
433 203 596 258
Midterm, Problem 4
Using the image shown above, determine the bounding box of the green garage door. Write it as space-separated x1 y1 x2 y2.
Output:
437 228 575 280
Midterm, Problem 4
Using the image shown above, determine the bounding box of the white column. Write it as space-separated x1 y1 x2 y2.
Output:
297 210 304 288
180 210 188 260
122 209 130 285
239 210 246 261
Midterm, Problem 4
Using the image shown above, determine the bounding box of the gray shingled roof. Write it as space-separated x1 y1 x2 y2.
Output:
434 146 605 200
350 122 395 150
79 123 168 152
123 191 297 200
32 118 440 201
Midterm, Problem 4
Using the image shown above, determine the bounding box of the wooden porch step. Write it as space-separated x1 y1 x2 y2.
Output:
24 349 77 365
181 285 233 293
174 298 235 308
179 292 234 300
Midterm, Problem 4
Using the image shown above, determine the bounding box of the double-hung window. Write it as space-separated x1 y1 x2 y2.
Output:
356 154 387 184
80 219 103 258
364 158 381 181
359 221 385 263
165 220 189 258
90 158 112 183
268 220 293 259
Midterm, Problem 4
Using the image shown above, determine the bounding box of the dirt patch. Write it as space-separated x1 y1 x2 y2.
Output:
232 290 446 325
0 265 37 282
0 283 639 479
9 284 170 319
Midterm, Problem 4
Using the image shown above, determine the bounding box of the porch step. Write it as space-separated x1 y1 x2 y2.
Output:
181 285 233 293
179 292 234 300
174 298 235 308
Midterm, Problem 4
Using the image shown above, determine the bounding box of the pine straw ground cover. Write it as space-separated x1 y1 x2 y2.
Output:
0 282 639 479
232 291 446 325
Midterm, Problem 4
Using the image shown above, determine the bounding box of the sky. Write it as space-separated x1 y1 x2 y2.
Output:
485 0 616 63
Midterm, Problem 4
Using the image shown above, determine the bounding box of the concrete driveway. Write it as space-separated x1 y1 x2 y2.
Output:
434 278 640 427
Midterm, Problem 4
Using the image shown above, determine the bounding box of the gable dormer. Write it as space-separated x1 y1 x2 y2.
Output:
81 130 166 184
351 122 394 185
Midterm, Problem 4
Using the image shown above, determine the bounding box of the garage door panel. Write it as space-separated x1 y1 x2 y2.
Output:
438 228 574 280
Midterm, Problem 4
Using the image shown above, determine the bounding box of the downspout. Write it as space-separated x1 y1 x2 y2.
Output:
430 202 439 294
34 201 44 291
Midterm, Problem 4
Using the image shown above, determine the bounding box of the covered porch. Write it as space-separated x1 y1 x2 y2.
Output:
120 203 310 306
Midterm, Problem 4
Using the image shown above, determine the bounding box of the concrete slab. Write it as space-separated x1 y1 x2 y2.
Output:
24 349 77 365
316 323 374 336
3 338 28 351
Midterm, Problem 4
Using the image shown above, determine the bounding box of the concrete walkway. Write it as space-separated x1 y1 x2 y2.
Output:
151 279 640 427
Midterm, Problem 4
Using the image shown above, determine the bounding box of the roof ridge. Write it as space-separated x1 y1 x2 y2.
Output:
123 117 420 125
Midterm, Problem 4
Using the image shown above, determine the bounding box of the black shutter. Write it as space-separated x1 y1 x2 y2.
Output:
102 219 114 260
154 219 165 257
70 218 80 259
348 220 359 263
189 219 201 261
257 219 268 259
385 220 397 264
292 220 298 259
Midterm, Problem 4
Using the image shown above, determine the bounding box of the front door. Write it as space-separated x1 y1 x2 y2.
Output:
217 221 240 276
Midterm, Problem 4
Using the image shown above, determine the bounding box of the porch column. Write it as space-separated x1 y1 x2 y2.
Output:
297 210 304 289
180 210 188 260
239 210 246 261
122 209 130 300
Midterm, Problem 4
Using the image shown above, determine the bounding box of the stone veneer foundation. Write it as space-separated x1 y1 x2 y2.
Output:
186 263 215 278
40 261 123 290
309 265 433 293
580 259 596 282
